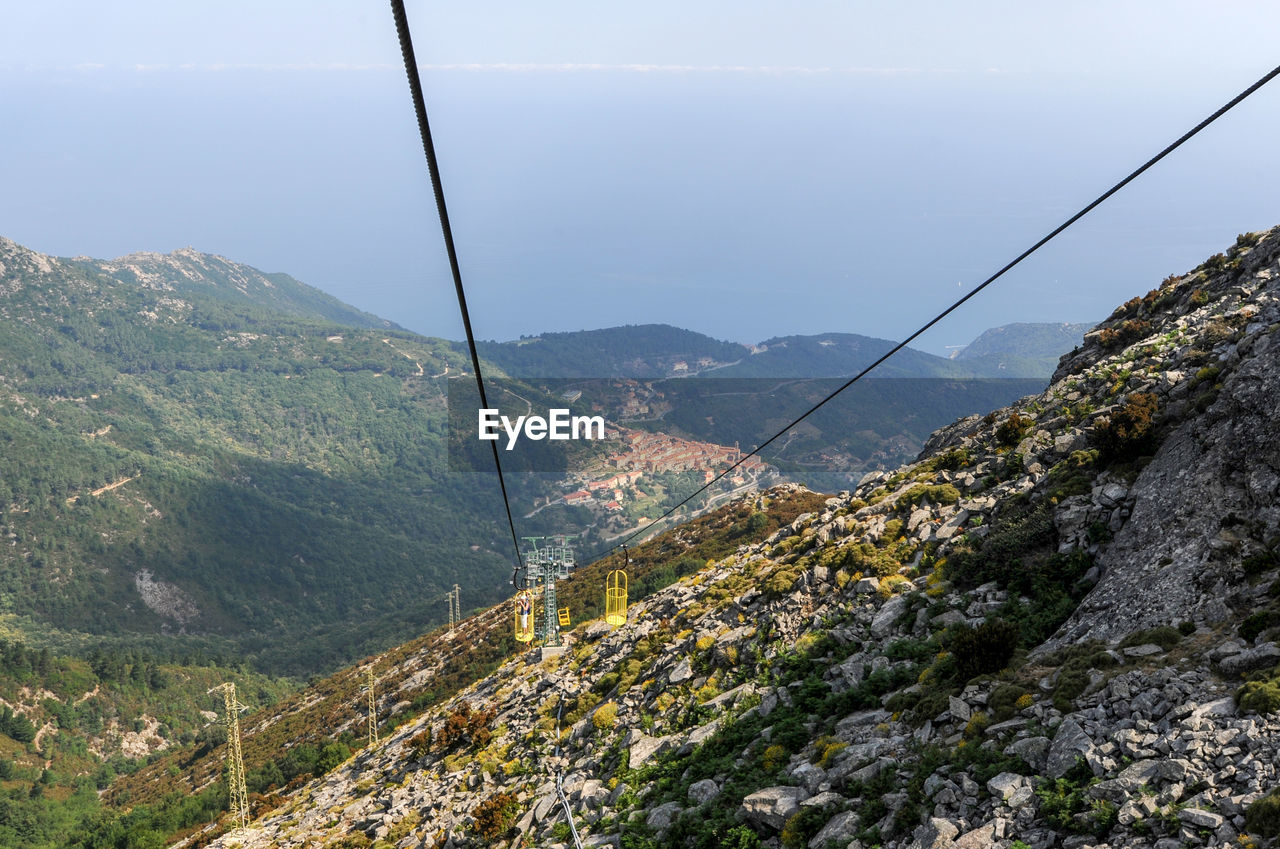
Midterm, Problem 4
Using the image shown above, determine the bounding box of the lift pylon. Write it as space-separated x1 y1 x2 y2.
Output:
208 683 250 831
513 535 577 648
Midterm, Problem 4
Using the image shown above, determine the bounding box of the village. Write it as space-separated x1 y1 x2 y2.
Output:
540 425 770 523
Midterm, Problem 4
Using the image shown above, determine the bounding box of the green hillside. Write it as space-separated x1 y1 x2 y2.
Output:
711 332 976 378
955 320 1094 375
73 247 400 331
474 324 747 377
0 236 511 676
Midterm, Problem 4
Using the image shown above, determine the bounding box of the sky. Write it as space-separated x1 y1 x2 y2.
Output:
3 2 1280 354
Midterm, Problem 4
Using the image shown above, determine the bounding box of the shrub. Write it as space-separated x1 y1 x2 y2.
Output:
811 735 848 769
950 619 1019 682
1246 789 1280 838
781 805 832 849
1178 620 1197 636
406 728 433 762
1118 625 1183 651
1243 550 1280 575
900 484 962 508
1092 393 1158 462
1098 319 1151 349
1237 679 1280 715
762 744 788 772
435 702 496 753
472 791 519 840
988 683 1028 722
315 740 351 774
1240 611 1280 644
721 824 763 849
963 711 990 739
996 413 1032 447
592 702 619 731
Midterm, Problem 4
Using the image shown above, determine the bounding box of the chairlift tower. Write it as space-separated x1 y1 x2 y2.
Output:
208 683 250 831
516 535 576 648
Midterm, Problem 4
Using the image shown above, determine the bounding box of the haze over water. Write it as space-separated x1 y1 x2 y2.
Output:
4 2 1280 354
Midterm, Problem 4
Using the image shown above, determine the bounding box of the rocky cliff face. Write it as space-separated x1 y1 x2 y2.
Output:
184 229 1280 849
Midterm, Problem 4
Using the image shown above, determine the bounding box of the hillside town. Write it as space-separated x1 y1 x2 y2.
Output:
553 426 771 515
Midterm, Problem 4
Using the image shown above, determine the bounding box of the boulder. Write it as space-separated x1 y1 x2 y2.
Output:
669 658 693 683
645 801 682 833
1218 642 1280 676
808 811 859 849
871 594 909 638
688 779 719 805
629 733 676 768
1045 718 1095 779
741 786 809 829
911 816 959 849
1178 808 1225 829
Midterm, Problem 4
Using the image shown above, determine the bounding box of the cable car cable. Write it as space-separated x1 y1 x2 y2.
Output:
601 59 1280 557
389 0 524 571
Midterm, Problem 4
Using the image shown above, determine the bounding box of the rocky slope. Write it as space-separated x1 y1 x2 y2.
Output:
184 228 1280 849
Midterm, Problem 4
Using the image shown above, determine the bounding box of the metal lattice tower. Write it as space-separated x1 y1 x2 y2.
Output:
519 535 576 647
441 584 462 631
364 667 379 747
208 683 250 831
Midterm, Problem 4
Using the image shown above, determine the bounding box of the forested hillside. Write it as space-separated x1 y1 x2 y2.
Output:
0 237 510 676
475 324 747 377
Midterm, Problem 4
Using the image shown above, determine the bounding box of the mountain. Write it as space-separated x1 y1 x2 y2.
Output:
102 227 1280 849
72 247 401 331
954 321 1094 375
478 323 1089 382
475 324 747 378
0 236 509 676
710 332 976 379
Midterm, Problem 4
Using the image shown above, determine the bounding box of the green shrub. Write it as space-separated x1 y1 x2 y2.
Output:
780 805 831 849
1236 679 1280 715
1240 610 1280 644
1245 788 1280 838
1243 550 1280 575
762 744 788 772
721 825 763 849
592 702 619 731
949 619 1019 682
1118 625 1183 651
988 683 1029 722
1178 620 1197 636
900 484 961 508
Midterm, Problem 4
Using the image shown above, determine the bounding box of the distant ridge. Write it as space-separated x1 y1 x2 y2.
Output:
72 247 401 330
954 320 1093 375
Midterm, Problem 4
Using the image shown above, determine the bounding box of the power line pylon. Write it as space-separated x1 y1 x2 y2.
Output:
208 683 250 831
442 584 461 632
364 667 379 747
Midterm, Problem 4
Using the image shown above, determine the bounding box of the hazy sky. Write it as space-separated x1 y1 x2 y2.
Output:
3 2 1280 352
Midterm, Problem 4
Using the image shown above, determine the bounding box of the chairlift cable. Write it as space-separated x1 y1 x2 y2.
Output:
389 0 524 570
